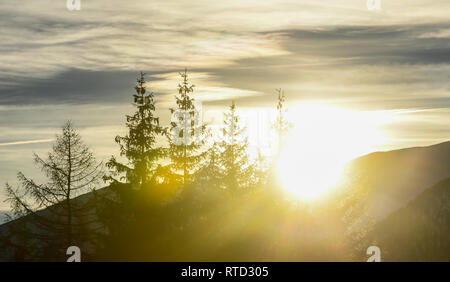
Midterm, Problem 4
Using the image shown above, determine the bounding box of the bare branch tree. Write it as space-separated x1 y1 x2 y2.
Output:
3 121 103 260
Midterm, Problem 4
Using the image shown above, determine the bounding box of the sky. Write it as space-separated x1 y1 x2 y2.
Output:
0 0 449 210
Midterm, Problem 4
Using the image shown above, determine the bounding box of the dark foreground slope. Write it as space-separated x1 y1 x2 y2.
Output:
368 178 450 261
0 188 109 261
0 142 449 261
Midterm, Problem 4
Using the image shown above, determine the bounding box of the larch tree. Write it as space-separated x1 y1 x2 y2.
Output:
105 72 165 189
4 121 102 259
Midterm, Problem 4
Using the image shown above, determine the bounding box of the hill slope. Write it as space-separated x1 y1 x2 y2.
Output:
0 142 449 261
368 178 450 261
339 141 450 221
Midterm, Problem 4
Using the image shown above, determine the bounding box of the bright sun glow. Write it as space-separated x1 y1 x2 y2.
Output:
276 103 392 200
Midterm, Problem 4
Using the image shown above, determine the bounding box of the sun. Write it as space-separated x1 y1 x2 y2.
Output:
277 144 344 200
276 103 389 200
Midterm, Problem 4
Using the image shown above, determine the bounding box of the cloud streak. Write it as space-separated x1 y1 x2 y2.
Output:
0 139 54 147
1 0 450 88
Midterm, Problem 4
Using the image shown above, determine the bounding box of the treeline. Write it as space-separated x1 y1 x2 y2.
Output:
1 70 298 261
104 70 271 193
1 70 358 261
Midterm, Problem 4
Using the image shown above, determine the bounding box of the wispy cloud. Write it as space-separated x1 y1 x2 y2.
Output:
418 28 450 38
0 139 54 147
1 0 450 88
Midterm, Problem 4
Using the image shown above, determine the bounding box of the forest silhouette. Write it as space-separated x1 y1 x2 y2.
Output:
1 70 449 262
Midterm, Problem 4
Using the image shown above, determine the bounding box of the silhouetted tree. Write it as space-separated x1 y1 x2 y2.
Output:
253 149 269 186
195 141 222 190
273 88 291 156
97 72 168 259
166 69 206 185
218 101 254 193
4 121 102 260
105 72 165 189
267 88 292 187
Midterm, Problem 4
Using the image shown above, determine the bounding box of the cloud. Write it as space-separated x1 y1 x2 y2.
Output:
149 72 261 106
0 0 448 114
0 1 288 88
418 29 450 38
4 22 450 111
0 139 53 146
1 0 450 88
198 24 450 109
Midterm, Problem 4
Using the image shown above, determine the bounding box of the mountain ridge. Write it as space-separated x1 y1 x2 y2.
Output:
340 140 450 221
0 141 449 261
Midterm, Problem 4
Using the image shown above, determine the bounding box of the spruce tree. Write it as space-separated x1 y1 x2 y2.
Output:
166 69 206 185
195 142 222 190
106 72 165 189
98 73 165 260
273 88 291 156
269 88 292 187
218 101 253 193
253 149 269 186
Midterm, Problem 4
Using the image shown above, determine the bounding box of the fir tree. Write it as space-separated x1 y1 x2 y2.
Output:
273 88 291 156
195 141 222 190
106 72 165 189
253 149 269 186
98 73 165 259
269 88 292 187
166 69 206 185
218 101 253 193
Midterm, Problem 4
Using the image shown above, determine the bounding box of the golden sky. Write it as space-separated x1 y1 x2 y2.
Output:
0 0 449 208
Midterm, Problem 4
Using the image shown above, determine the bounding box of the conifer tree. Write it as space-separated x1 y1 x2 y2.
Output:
268 88 292 187
106 72 165 189
273 88 291 156
218 101 253 192
253 149 269 186
166 69 206 185
195 142 222 190
4 121 102 259
98 73 166 259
